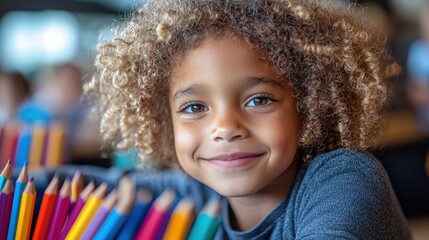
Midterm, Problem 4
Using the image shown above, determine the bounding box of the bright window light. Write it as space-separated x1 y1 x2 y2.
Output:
0 11 78 73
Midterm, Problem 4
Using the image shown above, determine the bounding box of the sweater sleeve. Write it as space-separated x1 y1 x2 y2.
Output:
294 150 411 240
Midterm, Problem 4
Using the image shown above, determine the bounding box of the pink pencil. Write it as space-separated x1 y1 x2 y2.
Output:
135 188 176 240
47 178 71 240
0 180 14 240
57 181 95 240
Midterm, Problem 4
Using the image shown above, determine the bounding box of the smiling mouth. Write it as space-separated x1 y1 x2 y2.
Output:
202 152 265 169
205 152 265 161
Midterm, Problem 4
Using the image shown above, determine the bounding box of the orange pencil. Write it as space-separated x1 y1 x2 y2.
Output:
44 123 65 168
71 170 83 203
163 197 196 240
65 183 108 240
28 124 47 170
16 177 36 240
32 176 59 240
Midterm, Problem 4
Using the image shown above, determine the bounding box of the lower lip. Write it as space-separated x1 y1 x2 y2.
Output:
207 155 262 169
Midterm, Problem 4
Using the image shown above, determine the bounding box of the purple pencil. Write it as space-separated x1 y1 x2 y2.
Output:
0 180 14 240
81 190 117 240
57 182 95 240
47 178 71 240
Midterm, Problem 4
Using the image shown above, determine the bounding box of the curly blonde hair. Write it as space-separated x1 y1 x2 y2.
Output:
85 0 397 168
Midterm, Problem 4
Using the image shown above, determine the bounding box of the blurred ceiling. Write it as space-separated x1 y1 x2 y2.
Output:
0 0 137 15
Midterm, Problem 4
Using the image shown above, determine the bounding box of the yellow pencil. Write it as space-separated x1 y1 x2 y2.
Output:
45 123 65 168
71 170 83 203
28 123 47 170
65 183 108 240
15 177 36 240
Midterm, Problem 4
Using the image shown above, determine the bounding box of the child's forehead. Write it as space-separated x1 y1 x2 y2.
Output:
172 34 270 69
169 36 286 89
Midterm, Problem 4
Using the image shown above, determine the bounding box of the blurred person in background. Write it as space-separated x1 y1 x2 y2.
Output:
18 63 83 124
18 63 100 164
0 71 30 124
406 7 429 132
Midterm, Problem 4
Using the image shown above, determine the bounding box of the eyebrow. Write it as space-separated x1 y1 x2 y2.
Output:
172 84 203 100
172 76 285 100
243 76 285 90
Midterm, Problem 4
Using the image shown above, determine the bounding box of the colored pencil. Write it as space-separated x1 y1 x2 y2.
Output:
32 176 59 240
14 125 31 168
0 160 11 190
65 183 108 240
188 197 222 240
28 124 47 170
15 177 36 240
7 163 28 240
0 123 19 168
58 182 95 240
81 189 117 240
0 180 14 240
163 197 196 240
71 170 83 203
46 178 71 240
93 176 136 240
57 181 95 240
45 123 65 168
0 126 3 156
116 188 153 239
135 188 176 240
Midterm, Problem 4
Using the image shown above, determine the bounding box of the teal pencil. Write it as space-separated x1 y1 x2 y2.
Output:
0 160 12 191
188 197 222 240
7 163 28 240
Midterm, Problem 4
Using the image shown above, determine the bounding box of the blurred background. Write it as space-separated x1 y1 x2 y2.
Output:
0 0 428 238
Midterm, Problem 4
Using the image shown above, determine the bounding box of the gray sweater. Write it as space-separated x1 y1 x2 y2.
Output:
133 149 411 239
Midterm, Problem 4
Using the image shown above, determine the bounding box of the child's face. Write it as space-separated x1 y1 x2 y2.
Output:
169 36 299 197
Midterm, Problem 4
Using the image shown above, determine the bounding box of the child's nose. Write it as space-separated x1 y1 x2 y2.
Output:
209 113 249 142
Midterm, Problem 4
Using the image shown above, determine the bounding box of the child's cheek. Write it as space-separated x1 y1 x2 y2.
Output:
173 124 201 169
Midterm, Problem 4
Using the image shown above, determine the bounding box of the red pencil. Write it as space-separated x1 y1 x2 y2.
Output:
32 176 59 240
0 123 19 167
47 178 71 240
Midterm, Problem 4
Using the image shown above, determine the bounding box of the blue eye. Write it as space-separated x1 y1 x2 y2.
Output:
181 103 208 113
246 96 274 107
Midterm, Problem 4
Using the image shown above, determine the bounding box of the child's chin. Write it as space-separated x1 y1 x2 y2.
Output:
212 184 260 198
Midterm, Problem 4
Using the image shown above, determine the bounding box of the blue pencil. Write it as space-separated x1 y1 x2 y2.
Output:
14 126 31 168
116 188 152 239
93 209 127 240
7 164 28 240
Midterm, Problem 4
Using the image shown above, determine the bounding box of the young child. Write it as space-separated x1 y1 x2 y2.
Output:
85 0 410 238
